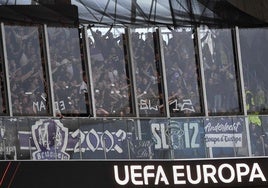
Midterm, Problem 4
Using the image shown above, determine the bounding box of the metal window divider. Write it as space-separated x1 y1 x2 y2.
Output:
1 23 13 117
43 24 56 117
234 26 252 156
126 28 141 140
1 23 12 160
81 25 96 118
156 27 174 159
196 26 211 158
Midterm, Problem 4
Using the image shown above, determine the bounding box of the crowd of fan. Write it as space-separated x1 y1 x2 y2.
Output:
88 27 132 116
5 26 47 115
131 31 164 116
2 26 257 117
48 27 88 116
89 28 204 117
5 26 88 116
163 29 201 116
201 29 240 114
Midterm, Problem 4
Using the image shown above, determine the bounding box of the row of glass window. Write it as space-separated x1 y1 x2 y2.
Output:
0 24 267 117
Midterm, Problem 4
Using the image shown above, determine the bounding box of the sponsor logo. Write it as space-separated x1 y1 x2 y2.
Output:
114 163 267 186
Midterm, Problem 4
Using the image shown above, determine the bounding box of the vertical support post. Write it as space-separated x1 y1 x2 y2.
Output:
126 28 141 140
196 27 209 117
196 26 212 158
157 28 170 118
1 23 13 117
156 27 173 159
44 24 56 117
234 26 252 156
82 25 96 118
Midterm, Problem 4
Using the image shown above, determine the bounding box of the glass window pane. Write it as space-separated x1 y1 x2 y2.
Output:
161 28 203 116
5 25 50 116
130 28 165 117
0 29 7 115
239 28 268 114
200 27 241 115
47 27 89 117
88 27 134 117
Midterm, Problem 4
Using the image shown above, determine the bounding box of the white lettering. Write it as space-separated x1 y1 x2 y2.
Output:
249 163 267 182
114 165 129 185
236 163 250 182
130 165 143 185
187 165 201 184
151 123 162 149
112 163 267 186
160 123 169 149
203 164 218 183
151 123 169 149
144 165 155 185
40 101 46 111
218 164 235 183
33 101 40 111
155 166 169 185
173 165 186 184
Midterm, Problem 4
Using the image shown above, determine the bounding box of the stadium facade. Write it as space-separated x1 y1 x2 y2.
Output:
0 0 267 161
